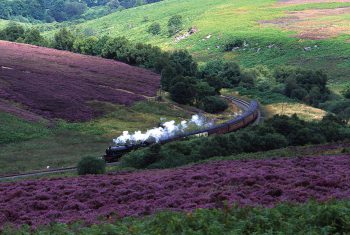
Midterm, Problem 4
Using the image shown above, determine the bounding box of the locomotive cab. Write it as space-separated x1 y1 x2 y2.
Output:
103 145 131 162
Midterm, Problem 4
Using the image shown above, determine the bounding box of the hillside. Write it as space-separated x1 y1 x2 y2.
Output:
0 40 160 122
49 0 350 88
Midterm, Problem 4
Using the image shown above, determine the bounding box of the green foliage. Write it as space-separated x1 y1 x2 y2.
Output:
168 50 197 77
321 100 350 123
167 15 183 36
0 113 50 145
101 36 130 61
199 96 228 113
22 28 47 46
53 27 76 51
169 77 196 104
77 156 106 175
6 201 350 234
219 62 241 86
0 22 24 41
342 85 350 99
73 36 99 55
274 66 330 107
223 38 244 51
147 22 161 35
0 0 162 23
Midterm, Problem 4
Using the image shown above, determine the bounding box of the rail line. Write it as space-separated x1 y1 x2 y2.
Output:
0 96 260 180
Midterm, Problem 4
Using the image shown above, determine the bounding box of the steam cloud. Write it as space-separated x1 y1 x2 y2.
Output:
113 115 212 145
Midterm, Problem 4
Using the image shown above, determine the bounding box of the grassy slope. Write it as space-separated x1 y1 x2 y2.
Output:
43 0 350 88
0 101 190 175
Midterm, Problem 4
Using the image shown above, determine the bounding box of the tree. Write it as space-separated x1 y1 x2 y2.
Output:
107 0 120 9
23 28 46 46
101 36 131 62
0 22 25 42
274 65 296 83
290 88 308 101
64 1 87 19
73 36 99 55
199 96 228 113
148 22 161 35
136 0 145 6
239 70 256 88
168 50 197 77
201 59 225 78
53 27 76 51
169 77 196 104
167 15 183 36
205 76 226 94
194 81 216 103
161 66 177 91
342 86 350 99
219 62 241 86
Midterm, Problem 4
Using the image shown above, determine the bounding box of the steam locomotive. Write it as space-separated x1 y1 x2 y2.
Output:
103 100 259 162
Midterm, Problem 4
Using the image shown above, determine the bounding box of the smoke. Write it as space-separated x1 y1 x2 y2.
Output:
113 115 212 145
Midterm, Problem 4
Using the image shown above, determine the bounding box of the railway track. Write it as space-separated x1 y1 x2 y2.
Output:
222 95 262 125
0 96 260 181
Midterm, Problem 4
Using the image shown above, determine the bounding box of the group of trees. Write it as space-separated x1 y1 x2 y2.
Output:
147 15 183 36
161 52 230 113
0 22 47 46
320 85 350 124
0 0 163 23
121 114 350 169
274 66 330 107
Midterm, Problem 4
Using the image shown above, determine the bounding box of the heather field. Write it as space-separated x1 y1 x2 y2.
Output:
1 155 350 228
0 40 160 122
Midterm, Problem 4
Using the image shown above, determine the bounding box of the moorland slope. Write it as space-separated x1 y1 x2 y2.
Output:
0 40 160 122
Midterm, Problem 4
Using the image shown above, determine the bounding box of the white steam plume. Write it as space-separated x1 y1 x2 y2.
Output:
113 115 212 145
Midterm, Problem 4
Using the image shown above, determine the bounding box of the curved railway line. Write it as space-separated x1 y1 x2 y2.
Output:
0 96 261 180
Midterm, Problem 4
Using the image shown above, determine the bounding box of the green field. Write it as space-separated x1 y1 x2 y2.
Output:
40 0 350 88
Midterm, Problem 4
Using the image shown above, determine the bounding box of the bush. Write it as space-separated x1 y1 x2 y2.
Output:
224 38 244 51
199 96 228 113
342 86 350 99
167 15 183 36
148 22 161 35
170 79 196 104
53 28 76 51
77 156 106 175
0 22 25 42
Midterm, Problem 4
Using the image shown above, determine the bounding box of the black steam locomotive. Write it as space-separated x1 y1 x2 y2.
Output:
103 100 259 162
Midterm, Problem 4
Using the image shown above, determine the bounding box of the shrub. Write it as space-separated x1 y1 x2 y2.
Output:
199 96 228 113
77 156 106 175
219 62 241 86
342 86 350 99
224 38 244 51
148 22 161 35
167 15 183 36
73 36 99 55
170 80 196 104
53 28 76 51
0 22 25 42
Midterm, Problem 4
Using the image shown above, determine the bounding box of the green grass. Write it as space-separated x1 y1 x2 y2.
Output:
0 101 189 175
36 0 350 90
4 200 350 234
0 112 50 144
